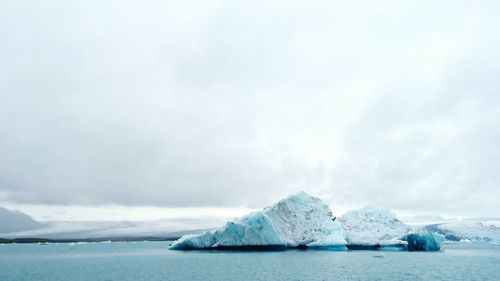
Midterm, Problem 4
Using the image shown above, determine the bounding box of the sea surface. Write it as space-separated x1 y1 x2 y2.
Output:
1 241 499 281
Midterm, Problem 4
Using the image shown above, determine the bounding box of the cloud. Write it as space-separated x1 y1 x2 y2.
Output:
0 0 499 217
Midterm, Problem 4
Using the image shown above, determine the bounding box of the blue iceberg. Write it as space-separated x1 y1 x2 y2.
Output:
169 192 347 250
169 192 442 252
401 230 442 251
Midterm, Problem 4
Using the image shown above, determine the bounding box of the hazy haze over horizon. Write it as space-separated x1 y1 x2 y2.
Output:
1 0 499 221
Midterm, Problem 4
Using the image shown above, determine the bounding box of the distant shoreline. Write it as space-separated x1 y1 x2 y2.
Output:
0 237 179 244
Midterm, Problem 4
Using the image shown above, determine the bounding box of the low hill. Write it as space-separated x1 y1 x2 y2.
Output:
0 207 45 233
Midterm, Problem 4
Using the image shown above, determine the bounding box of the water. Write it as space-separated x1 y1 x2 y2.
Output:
1 241 499 281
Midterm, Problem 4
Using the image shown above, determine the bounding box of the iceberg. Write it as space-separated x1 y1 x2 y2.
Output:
401 229 442 251
169 192 441 251
340 207 412 249
169 192 347 250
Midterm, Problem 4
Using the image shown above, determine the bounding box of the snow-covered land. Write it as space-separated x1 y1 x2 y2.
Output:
340 207 412 248
0 219 218 240
169 192 347 250
426 221 500 243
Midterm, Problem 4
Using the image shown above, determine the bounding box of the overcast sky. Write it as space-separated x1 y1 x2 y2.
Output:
1 0 499 221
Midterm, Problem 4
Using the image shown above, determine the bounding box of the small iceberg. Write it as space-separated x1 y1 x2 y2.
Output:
401 230 442 251
340 207 412 250
169 192 347 250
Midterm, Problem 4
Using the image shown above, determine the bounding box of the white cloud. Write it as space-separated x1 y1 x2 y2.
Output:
1 0 499 219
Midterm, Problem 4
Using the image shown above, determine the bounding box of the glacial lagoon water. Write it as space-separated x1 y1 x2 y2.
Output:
1 241 499 281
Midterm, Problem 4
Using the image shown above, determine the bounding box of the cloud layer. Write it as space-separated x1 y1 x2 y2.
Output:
1 0 499 217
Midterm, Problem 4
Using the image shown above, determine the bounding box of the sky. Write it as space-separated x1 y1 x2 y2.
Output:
1 0 499 222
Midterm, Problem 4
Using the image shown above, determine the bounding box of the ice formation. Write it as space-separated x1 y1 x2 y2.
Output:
401 230 442 251
169 192 347 250
169 192 443 251
340 207 412 249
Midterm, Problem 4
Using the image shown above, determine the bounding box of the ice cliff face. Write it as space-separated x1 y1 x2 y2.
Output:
169 192 347 250
340 207 413 247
